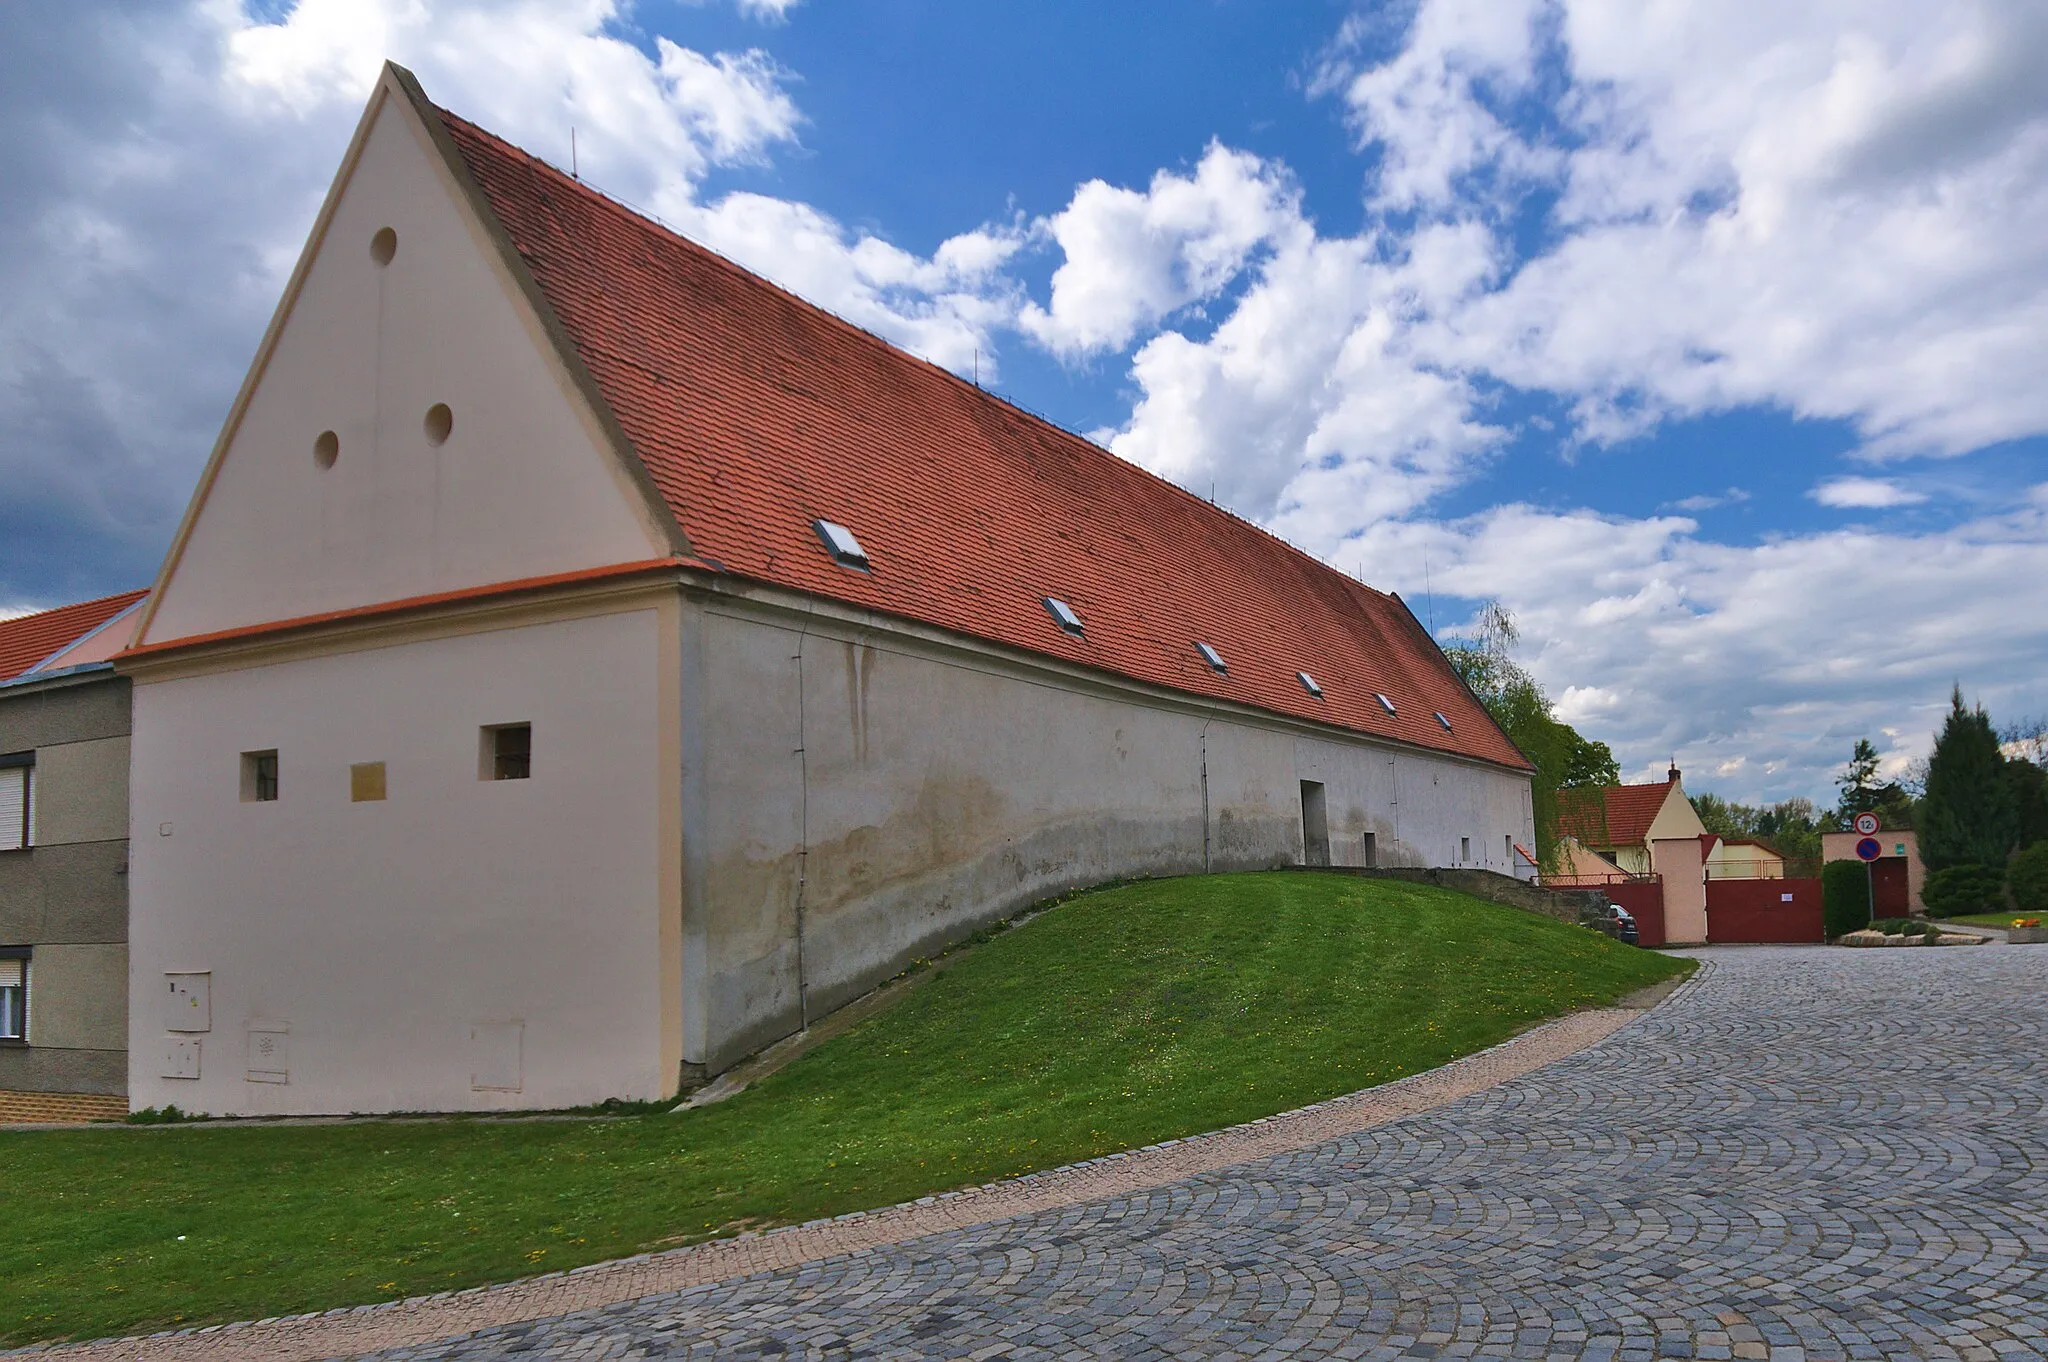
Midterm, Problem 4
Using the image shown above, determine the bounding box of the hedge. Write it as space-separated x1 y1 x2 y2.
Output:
1821 859 1871 938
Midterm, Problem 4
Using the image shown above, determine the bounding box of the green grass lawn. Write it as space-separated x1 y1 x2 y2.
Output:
0 872 1687 1346
1943 911 2042 928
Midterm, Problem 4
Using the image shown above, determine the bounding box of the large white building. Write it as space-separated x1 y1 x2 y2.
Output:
121 65 1535 1116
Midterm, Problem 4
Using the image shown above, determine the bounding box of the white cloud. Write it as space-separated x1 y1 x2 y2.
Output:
0 0 1024 608
1665 488 1751 513
1346 498 2048 804
996 0 2048 801
1810 476 1927 509
1018 145 1300 356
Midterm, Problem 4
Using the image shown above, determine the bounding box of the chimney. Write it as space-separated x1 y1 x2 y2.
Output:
1667 761 1681 784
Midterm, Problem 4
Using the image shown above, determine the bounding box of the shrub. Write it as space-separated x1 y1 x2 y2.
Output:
1922 864 2005 918
1822 860 1871 938
2009 842 2048 915
1871 918 1913 935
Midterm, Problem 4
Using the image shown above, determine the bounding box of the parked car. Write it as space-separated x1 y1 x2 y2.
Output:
1606 903 1639 946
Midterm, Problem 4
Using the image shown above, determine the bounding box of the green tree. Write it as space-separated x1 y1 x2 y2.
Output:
2007 756 2048 850
2009 841 2048 914
1690 793 1759 840
1920 687 2016 871
1440 602 1613 871
1821 859 1871 937
1835 738 1916 828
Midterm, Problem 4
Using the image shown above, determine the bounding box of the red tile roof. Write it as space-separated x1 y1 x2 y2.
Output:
0 590 148 683
1557 779 1677 849
437 110 1529 772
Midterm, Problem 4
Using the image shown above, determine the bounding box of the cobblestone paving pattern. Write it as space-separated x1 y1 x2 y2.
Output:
374 948 2048 1360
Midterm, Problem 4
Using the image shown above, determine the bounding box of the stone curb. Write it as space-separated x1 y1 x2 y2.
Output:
9 976 1697 1362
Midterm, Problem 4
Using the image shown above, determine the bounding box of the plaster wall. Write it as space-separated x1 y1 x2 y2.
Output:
0 674 130 1098
1645 781 1709 844
127 608 670 1116
686 596 1535 1070
1651 836 1709 944
1821 828 1925 912
141 93 663 646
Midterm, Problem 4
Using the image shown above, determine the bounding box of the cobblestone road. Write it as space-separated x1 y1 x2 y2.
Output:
369 948 2047 1361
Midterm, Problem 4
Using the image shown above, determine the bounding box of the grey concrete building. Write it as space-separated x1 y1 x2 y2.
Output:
0 589 147 1122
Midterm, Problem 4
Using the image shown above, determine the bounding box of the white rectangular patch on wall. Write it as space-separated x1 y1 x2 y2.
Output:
162 1038 201 1080
164 973 211 1032
1781 893 1794 902
246 1024 290 1083
470 1021 524 1093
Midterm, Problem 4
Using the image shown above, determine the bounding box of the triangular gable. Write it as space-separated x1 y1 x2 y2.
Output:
133 65 685 649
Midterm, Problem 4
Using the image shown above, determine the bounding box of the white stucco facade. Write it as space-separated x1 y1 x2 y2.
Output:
127 605 675 1114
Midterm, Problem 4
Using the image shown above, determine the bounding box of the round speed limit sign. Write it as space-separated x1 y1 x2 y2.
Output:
1853 811 1881 837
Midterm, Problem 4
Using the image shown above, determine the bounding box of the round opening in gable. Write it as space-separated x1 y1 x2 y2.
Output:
423 403 454 446
370 227 398 266
313 429 340 469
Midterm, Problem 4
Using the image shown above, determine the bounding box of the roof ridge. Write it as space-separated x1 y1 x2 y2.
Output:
431 106 1389 611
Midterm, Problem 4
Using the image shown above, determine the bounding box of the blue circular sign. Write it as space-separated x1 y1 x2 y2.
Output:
1855 836 1882 861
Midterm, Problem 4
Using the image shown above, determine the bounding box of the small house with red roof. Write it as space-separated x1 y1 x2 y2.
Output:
121 66 1536 1115
1554 766 1715 943
1 588 149 1122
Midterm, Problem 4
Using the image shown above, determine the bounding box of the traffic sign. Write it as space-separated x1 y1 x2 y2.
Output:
1855 836 1882 862
1853 812 1881 837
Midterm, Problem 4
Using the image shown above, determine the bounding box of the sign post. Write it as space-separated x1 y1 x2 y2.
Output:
1853 813 1882 925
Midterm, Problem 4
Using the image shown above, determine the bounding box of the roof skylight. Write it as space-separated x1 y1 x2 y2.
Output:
812 518 869 569
1195 641 1228 674
1376 693 1398 716
1435 711 1453 731
1297 671 1322 698
1044 596 1085 636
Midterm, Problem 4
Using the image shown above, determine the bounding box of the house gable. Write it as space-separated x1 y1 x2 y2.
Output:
135 69 677 649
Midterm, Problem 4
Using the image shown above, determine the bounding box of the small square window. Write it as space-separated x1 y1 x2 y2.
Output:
350 762 387 803
1435 711 1453 732
0 950 27 1042
482 724 532 781
1195 641 1228 674
812 518 869 570
1376 693 1398 716
240 750 279 803
1297 671 1323 698
1044 596 1085 636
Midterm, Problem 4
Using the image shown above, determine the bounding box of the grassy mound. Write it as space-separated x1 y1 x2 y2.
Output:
0 872 1687 1345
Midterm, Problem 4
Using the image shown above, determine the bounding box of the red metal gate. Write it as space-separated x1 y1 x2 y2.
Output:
1706 877 1823 943
1599 879 1667 948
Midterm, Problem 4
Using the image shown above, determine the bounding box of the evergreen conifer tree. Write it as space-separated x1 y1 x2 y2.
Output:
1920 686 2016 871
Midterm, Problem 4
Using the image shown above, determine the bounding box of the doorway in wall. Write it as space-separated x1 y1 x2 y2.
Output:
1300 781 1330 867
1362 831 1378 867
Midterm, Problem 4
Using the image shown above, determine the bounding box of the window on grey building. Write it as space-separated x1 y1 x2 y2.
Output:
0 950 27 1042
482 724 532 781
240 750 279 803
0 754 32 852
1460 836 1471 863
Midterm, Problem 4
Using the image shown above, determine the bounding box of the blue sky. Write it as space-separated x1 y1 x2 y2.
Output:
3 0 2045 806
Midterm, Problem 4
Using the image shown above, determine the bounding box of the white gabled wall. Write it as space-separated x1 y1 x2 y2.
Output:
140 91 667 647
127 608 669 1115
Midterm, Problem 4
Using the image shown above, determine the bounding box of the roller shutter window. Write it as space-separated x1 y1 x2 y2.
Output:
0 954 24 1041
0 758 31 852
